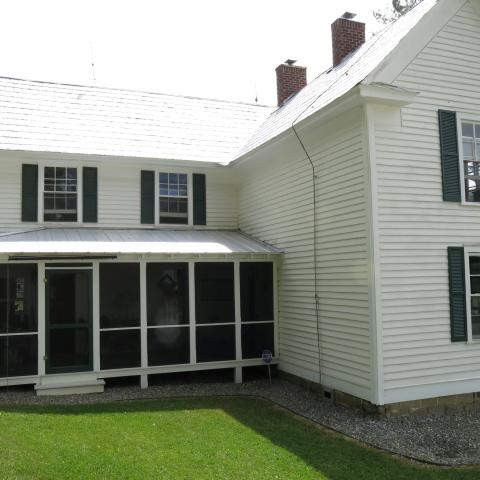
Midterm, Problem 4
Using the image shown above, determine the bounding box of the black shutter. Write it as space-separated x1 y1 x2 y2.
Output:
447 246 467 342
438 110 461 202
21 164 38 222
83 167 98 223
193 173 206 225
141 170 155 224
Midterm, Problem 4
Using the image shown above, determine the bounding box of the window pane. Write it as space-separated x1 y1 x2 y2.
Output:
196 325 235 362
471 277 480 294
159 214 188 225
160 173 168 184
44 212 78 222
8 265 37 333
476 124 480 139
179 174 187 185
470 257 480 275
50 328 89 368
241 323 274 359
44 167 54 179
240 262 274 322
48 272 90 326
463 140 475 159
100 329 141 370
148 327 190 366
195 263 234 324
472 316 480 339
100 263 140 329
0 335 37 377
147 263 188 326
471 296 480 316
465 179 480 202
56 167 66 179
463 123 474 138
169 173 178 184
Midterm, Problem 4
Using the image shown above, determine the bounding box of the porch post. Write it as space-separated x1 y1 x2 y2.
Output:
140 260 148 389
37 262 46 377
92 261 100 372
188 261 196 365
234 260 242 384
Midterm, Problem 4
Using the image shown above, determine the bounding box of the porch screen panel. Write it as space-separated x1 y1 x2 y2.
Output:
0 264 38 378
147 263 189 366
195 263 235 362
240 262 275 359
99 263 141 370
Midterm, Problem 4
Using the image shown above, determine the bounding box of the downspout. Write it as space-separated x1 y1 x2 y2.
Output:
290 122 322 385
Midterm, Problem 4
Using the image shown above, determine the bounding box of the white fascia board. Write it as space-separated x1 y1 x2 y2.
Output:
364 0 467 85
358 83 418 107
0 149 225 169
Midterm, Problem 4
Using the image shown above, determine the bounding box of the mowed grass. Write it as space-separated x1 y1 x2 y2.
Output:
0 397 478 480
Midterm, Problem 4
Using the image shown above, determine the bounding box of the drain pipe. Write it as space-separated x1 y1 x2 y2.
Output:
291 123 322 386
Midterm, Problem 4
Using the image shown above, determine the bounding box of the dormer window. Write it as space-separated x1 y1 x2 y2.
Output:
43 167 78 222
159 173 188 224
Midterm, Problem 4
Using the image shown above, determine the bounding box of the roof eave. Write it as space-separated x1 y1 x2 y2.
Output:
231 83 418 166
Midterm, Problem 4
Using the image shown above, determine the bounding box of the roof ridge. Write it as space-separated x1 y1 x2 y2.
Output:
0 75 273 109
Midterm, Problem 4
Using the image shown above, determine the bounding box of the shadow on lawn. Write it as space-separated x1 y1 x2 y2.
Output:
0 396 476 480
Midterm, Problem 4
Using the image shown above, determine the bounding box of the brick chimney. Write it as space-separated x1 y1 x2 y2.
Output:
331 12 365 67
275 59 307 106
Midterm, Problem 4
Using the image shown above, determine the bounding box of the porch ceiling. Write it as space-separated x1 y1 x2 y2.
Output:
0 228 282 256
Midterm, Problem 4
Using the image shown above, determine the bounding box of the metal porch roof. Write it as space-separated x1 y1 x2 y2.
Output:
0 228 282 256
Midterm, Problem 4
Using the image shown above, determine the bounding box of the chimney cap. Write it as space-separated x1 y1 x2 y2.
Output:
284 59 297 66
341 12 357 20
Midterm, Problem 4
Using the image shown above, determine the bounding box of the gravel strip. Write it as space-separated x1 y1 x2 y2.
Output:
0 379 479 466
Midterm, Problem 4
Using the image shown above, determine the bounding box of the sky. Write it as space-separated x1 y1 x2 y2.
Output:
0 0 394 105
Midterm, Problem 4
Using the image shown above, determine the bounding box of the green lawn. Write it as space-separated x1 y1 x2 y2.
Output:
0 397 478 479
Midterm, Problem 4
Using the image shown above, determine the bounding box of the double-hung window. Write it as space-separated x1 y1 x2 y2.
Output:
159 173 188 224
461 121 480 203
43 167 78 222
468 256 480 339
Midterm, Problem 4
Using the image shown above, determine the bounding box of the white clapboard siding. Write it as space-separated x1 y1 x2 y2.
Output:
0 154 238 231
238 109 373 400
375 2 480 403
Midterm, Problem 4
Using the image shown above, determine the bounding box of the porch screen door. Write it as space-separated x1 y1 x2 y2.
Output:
45 268 93 374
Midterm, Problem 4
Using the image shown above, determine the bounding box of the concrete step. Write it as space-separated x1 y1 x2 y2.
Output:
35 379 105 396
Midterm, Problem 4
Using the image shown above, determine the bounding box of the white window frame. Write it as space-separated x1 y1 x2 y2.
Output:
463 247 480 342
154 170 193 227
43 166 79 223
35 161 84 225
457 112 480 206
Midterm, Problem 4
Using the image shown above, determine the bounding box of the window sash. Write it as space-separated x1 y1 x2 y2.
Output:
159 172 189 224
43 166 78 219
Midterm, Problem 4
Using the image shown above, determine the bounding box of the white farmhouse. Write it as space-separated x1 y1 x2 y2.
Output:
0 0 478 412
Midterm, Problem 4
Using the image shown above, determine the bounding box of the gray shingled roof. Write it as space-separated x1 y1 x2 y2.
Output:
0 77 273 164
0 0 437 165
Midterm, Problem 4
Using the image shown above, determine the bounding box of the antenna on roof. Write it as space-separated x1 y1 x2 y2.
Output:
254 83 258 103
90 41 97 84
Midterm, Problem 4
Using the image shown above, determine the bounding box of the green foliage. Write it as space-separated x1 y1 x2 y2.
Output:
0 397 478 479
374 0 422 24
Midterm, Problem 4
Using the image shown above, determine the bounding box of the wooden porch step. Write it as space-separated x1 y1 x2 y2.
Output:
34 379 105 396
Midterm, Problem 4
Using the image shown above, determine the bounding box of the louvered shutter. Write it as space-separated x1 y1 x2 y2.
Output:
83 167 98 223
438 110 461 202
193 174 206 226
447 247 467 342
141 170 155 224
21 164 38 222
